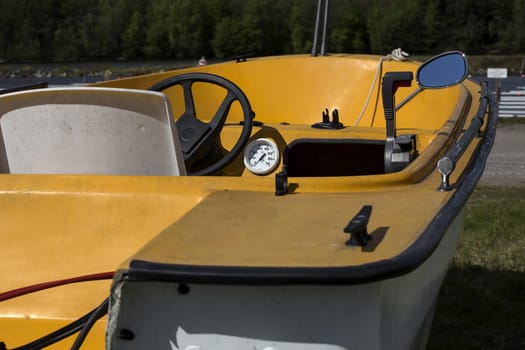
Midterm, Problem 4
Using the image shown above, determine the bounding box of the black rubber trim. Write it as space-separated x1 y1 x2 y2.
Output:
128 85 497 285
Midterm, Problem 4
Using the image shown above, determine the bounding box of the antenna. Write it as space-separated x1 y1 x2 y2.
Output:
320 0 329 56
311 0 329 56
311 0 322 56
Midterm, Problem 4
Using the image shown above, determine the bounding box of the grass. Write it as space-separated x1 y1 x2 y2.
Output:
467 55 524 76
497 117 525 125
428 186 525 349
0 61 195 79
0 54 523 78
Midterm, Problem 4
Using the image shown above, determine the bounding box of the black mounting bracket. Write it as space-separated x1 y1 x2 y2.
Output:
312 108 344 129
235 53 253 63
275 170 289 196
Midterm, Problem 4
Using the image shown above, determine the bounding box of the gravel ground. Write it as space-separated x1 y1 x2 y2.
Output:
479 122 525 186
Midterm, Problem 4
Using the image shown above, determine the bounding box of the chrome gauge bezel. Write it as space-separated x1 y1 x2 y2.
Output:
243 138 280 175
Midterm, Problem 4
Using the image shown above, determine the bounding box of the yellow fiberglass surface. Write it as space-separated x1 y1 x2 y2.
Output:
0 53 490 349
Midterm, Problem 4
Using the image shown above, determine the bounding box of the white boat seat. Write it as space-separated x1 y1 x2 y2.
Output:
0 87 186 175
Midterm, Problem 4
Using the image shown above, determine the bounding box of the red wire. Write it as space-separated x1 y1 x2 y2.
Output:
0 272 115 302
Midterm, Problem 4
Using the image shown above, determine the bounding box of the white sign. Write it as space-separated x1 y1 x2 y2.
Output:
487 68 508 79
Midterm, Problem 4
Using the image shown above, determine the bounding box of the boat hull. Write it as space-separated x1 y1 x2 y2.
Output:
0 51 496 349
109 210 463 350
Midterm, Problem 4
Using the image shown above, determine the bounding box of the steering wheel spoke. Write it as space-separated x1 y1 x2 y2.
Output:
176 113 210 155
180 80 197 117
210 90 237 129
149 73 254 176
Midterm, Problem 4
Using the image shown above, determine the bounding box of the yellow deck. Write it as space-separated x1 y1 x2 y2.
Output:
0 53 489 349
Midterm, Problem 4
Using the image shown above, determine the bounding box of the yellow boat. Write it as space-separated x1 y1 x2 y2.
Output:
0 49 496 350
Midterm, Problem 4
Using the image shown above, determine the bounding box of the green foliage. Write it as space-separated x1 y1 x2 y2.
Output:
0 0 524 62
329 1 368 52
289 1 316 53
121 11 144 59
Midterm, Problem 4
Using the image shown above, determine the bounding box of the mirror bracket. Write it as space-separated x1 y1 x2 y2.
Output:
395 51 468 112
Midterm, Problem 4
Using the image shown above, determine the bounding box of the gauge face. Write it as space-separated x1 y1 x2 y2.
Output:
243 138 280 175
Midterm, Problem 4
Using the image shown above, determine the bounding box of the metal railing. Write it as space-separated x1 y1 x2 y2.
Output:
498 88 525 118
437 81 491 191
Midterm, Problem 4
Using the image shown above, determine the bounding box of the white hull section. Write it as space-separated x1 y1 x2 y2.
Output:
109 211 463 350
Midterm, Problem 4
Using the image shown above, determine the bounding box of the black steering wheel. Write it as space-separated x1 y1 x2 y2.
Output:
149 73 254 176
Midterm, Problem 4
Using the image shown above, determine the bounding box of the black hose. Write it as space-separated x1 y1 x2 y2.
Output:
9 314 90 350
70 298 109 350
7 298 108 350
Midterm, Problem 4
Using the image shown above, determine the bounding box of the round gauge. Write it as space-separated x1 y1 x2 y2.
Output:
243 138 280 175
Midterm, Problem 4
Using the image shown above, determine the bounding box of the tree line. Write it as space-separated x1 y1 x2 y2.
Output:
0 0 523 63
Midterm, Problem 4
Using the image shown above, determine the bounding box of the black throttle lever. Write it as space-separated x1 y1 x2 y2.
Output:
382 72 413 173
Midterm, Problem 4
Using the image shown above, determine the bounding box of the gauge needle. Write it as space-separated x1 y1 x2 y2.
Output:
258 153 266 162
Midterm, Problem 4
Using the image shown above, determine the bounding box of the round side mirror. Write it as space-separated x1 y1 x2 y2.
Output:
416 51 468 89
